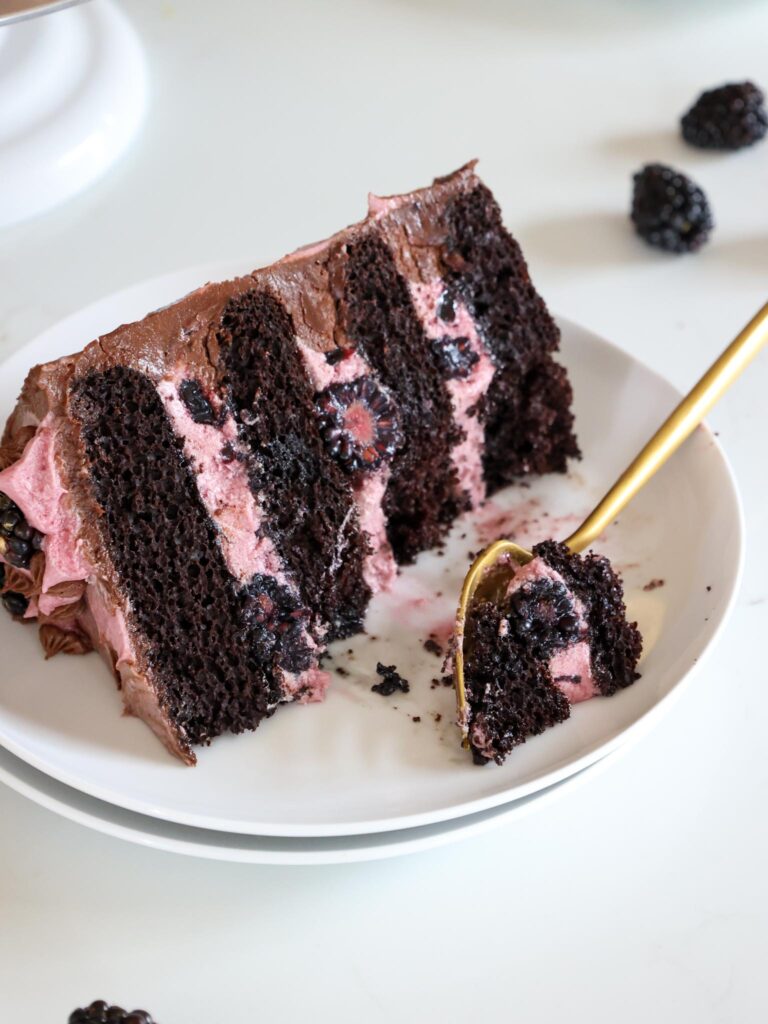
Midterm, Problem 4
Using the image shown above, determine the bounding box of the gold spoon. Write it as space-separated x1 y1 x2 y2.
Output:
454 301 768 746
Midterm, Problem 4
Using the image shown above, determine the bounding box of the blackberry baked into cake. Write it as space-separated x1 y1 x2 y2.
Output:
0 162 579 764
461 541 642 765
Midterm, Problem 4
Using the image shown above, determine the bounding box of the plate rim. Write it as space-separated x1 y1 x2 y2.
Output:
0 741 620 865
0 265 746 837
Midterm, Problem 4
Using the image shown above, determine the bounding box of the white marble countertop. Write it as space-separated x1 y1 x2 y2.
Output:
1 1 767 1020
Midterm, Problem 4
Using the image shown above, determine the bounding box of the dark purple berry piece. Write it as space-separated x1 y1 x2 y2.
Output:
431 335 480 379
179 378 216 425
506 578 581 658
242 574 312 674
631 163 713 254
3 535 31 569
2 591 29 617
315 376 402 473
0 507 20 534
0 491 43 560
0 563 5 589
682 81 768 150
437 289 457 322
325 345 357 366
68 1004 154 1024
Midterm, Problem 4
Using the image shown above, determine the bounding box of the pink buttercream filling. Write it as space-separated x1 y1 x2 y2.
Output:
408 281 495 508
0 416 183 746
0 414 91 596
505 556 598 702
354 469 397 591
296 339 397 594
156 376 287 585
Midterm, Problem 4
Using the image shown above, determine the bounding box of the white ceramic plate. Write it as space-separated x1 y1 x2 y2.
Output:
0 264 744 837
0 741 616 864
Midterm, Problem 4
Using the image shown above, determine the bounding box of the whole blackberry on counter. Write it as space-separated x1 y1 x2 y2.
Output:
681 81 767 150
630 164 713 254
68 1001 154 1024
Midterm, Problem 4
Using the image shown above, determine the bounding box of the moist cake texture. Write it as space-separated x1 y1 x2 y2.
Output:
0 162 579 763
463 540 643 765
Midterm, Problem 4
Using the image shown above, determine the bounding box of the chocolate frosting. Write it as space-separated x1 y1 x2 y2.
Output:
39 622 92 659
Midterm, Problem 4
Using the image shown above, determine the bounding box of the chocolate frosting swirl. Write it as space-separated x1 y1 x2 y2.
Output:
39 622 92 659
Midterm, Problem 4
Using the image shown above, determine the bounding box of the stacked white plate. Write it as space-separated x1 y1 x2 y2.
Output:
0 265 743 864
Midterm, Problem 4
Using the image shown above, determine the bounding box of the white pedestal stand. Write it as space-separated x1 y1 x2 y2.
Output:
0 0 147 228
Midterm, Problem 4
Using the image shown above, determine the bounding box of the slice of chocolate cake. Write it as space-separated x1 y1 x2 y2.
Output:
462 541 642 765
0 162 579 763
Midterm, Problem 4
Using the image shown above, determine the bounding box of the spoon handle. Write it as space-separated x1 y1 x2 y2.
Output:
565 300 768 554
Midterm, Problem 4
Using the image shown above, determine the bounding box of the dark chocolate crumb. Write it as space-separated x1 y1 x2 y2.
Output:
423 637 443 657
643 578 665 591
412 716 421 723
706 585 712 592
336 666 350 678
372 662 410 696
434 713 443 723
368 635 379 642
430 677 441 689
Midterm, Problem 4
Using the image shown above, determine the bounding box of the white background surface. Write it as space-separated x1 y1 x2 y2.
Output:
0 0 766 1020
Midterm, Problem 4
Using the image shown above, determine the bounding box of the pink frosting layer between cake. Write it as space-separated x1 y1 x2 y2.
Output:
408 281 495 508
156 376 287 585
296 340 397 593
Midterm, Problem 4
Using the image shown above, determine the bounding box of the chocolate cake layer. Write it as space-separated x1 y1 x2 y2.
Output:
443 183 580 491
218 288 371 639
71 366 293 751
339 234 463 562
464 595 572 765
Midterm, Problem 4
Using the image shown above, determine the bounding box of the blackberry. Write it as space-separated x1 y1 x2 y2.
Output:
681 81 768 150
68 1003 154 1024
2 590 29 617
436 289 457 322
506 578 581 658
179 378 216 425
631 164 713 254
0 491 43 568
242 575 312 673
431 334 480 379
315 376 402 473
325 344 357 366
372 661 410 696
